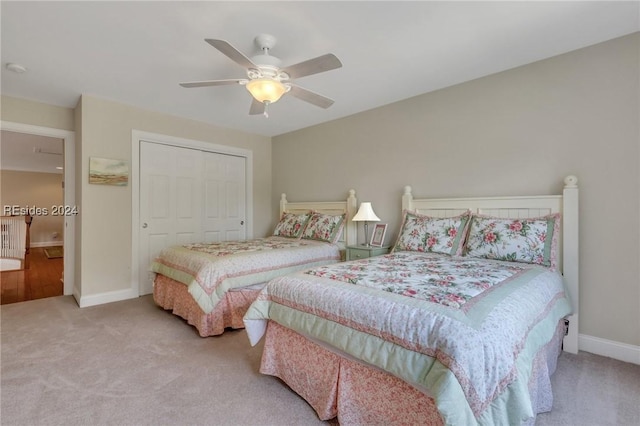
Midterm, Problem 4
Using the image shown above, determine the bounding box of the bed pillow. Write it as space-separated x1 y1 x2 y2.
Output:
272 212 312 238
301 212 346 244
463 213 560 269
392 210 471 256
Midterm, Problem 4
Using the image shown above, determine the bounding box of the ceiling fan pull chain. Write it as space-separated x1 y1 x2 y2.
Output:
263 101 270 118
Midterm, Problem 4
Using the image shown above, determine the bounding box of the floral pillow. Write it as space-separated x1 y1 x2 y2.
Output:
272 212 311 238
301 212 345 244
464 213 560 269
392 210 471 256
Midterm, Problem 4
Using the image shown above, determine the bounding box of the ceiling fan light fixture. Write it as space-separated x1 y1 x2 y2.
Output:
246 78 287 103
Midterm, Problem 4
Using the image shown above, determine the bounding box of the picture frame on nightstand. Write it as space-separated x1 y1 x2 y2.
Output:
370 223 387 247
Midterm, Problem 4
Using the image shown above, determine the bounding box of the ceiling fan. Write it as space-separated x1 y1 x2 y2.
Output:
180 34 342 117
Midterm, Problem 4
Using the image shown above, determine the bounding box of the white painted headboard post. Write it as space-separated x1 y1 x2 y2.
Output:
345 189 358 247
562 175 579 354
402 185 414 212
279 193 288 217
401 175 579 354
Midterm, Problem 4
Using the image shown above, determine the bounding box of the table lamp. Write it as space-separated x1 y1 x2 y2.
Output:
352 202 380 246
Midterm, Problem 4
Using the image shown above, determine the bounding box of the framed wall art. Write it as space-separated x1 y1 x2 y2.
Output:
89 157 129 186
370 223 387 247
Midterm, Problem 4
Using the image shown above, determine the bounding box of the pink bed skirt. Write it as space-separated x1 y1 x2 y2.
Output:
153 274 261 337
260 321 565 425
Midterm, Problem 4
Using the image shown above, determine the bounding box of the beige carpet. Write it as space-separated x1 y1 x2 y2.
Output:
1 295 639 425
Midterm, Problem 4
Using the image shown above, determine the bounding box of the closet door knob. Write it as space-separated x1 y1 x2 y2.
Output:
142 223 148 228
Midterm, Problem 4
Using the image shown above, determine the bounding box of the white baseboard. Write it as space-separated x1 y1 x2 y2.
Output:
579 334 640 365
78 288 138 308
31 241 63 248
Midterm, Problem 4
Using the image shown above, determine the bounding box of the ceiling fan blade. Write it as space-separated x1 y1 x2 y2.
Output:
249 98 265 115
282 53 342 79
179 79 245 88
205 39 258 70
288 84 335 109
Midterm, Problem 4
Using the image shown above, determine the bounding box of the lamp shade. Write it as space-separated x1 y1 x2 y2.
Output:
246 78 287 103
352 202 380 222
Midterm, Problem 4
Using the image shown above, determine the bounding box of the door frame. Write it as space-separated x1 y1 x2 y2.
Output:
1 120 76 297
131 130 253 296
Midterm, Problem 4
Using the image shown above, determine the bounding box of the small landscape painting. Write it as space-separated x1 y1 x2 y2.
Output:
89 157 129 186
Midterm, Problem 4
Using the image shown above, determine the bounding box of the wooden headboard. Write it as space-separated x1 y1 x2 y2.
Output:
402 176 579 354
280 189 358 248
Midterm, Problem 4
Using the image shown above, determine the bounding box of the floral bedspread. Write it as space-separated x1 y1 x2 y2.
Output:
244 251 572 425
150 236 340 314
306 252 529 310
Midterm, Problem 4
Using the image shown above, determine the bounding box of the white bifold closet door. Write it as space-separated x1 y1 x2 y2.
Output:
139 141 246 295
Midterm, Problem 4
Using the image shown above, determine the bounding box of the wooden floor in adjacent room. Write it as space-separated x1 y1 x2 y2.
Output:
1 247 64 305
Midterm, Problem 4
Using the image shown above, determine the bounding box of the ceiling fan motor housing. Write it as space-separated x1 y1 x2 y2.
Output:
250 34 287 80
254 33 277 51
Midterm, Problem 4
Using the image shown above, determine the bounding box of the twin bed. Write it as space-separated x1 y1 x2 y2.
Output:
150 176 579 425
150 190 357 336
243 176 579 425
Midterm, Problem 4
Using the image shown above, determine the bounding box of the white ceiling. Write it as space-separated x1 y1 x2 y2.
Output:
1 130 64 174
1 1 638 138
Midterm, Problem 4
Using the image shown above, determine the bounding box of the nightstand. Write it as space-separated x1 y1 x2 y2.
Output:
346 245 390 261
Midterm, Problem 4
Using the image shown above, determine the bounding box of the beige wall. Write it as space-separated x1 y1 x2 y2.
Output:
1 96 75 131
1 170 64 245
2 95 272 303
273 33 640 347
76 95 272 299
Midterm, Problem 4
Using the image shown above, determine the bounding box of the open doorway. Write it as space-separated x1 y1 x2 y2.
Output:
1 130 64 303
0 122 75 304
